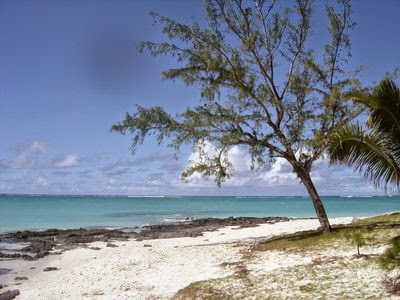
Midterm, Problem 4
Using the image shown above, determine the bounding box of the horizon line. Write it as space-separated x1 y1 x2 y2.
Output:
0 193 396 197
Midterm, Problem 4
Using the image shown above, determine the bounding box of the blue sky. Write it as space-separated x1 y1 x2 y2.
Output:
0 0 399 196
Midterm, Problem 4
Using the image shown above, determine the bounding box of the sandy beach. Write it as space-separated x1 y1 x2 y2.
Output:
2 0 400 298
3 216 395 299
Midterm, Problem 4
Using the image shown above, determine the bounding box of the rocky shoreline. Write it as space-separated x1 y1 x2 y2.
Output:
1 217 362 300
0 216 290 261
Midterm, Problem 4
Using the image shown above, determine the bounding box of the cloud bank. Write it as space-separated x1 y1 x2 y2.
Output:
174 142 379 196
0 139 387 196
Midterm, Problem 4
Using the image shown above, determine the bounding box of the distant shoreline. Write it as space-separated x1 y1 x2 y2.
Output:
1 193 396 197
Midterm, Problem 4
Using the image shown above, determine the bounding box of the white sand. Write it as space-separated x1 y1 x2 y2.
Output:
3 218 356 299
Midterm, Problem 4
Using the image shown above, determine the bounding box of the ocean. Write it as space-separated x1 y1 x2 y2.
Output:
0 194 399 233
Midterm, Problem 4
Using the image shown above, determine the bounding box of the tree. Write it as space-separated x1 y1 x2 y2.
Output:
344 228 374 257
112 0 362 231
328 79 400 189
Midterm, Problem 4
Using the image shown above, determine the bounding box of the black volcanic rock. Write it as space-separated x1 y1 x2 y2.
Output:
0 216 290 259
43 267 59 272
135 216 290 240
14 276 28 281
0 228 135 260
0 253 34 261
0 290 20 300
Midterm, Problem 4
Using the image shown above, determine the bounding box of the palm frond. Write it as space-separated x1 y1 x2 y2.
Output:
345 90 374 108
368 79 400 137
328 124 400 188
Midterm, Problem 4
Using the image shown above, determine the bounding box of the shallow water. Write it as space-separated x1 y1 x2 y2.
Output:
0 194 399 232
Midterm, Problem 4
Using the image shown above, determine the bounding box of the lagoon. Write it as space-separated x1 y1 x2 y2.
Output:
1 194 399 232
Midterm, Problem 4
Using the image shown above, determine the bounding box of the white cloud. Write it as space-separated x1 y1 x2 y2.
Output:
185 142 251 180
261 157 297 184
181 141 297 188
36 176 48 187
53 154 80 168
227 146 253 172
10 140 47 169
27 140 47 154
186 140 217 165
175 142 381 195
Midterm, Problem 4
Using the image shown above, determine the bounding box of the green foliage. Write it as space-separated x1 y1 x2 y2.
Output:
256 225 386 254
113 0 361 179
344 229 374 256
111 106 180 153
378 237 400 270
353 213 400 225
112 0 364 229
255 230 345 252
328 79 400 189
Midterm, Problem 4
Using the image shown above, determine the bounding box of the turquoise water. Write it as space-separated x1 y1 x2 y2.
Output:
0 194 399 232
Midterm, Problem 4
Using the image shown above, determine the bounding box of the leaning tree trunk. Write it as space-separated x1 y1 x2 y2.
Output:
296 169 331 231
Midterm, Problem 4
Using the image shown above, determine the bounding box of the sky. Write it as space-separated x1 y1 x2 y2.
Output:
0 0 399 196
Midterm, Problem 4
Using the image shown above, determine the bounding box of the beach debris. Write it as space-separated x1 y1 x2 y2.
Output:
89 247 101 251
383 275 400 294
0 289 20 300
106 242 118 248
43 267 59 272
90 289 104 295
14 276 28 281
143 244 152 248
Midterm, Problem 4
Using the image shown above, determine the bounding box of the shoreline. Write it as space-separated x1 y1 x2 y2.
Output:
2 213 399 299
0 216 357 299
0 216 292 261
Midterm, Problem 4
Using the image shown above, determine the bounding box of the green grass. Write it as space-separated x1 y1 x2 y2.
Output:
255 213 400 253
174 280 233 300
173 213 400 299
353 212 400 225
254 229 347 252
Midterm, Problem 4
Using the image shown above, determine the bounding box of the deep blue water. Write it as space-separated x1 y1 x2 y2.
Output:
0 194 399 232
